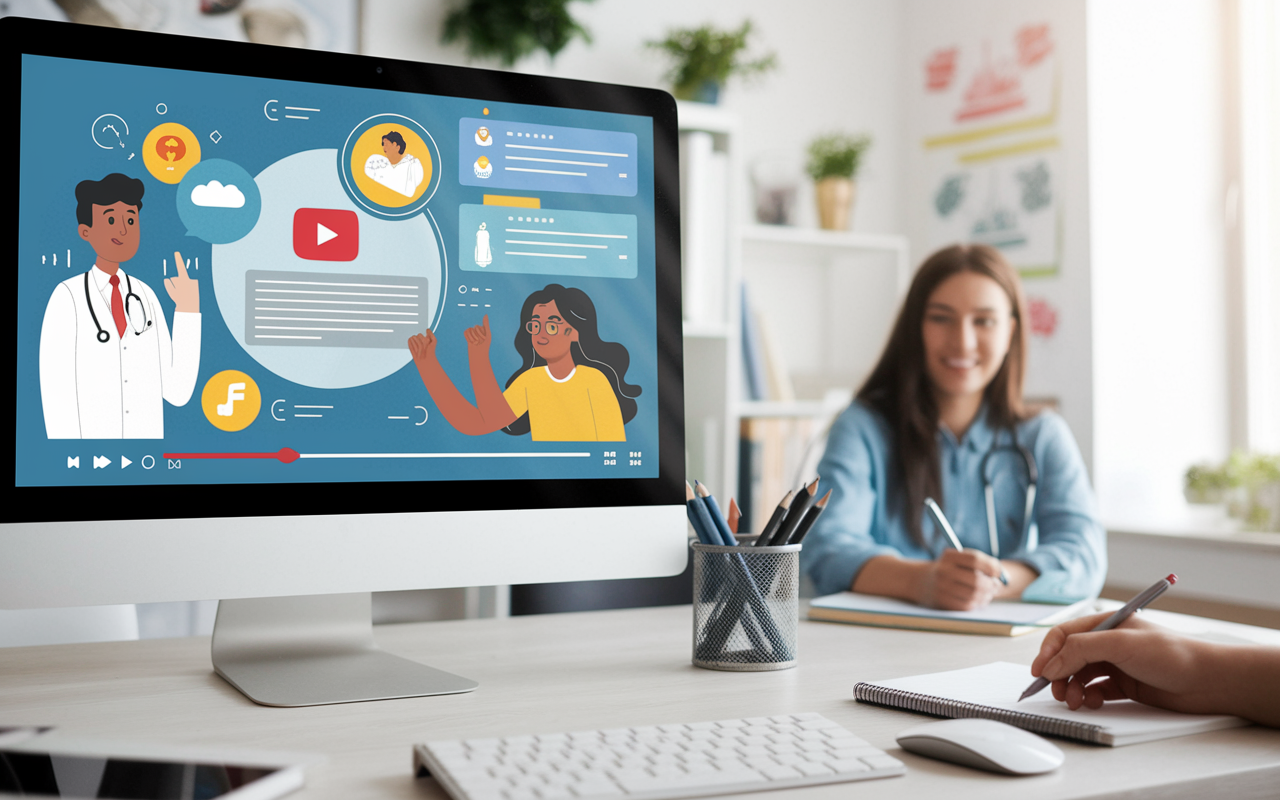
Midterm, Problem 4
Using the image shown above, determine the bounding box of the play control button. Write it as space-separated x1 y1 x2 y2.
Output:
293 208 359 261
121 456 133 469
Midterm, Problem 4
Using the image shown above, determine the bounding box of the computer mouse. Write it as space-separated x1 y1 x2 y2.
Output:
896 718 1064 775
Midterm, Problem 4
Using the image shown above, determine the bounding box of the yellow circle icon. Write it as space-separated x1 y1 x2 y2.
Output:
142 122 202 184
349 124 433 208
201 370 262 432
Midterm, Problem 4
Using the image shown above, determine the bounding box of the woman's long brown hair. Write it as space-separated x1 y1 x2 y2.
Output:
856 243 1030 546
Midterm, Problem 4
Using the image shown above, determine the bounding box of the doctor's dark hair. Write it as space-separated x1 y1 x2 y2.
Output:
502 284 642 437
75 174 145 227
381 131 406 154
856 243 1030 546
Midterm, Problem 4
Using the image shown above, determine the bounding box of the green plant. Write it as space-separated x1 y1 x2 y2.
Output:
442 0 594 67
806 133 872 182
1224 450 1280 489
647 21 777 101
1184 461 1230 503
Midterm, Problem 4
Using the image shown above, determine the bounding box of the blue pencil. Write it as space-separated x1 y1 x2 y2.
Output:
695 481 738 545
685 481 721 545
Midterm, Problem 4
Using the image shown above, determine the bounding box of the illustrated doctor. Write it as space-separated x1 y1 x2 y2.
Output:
39 173 201 439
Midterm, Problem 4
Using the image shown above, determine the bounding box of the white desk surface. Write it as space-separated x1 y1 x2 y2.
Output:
3 605 1280 800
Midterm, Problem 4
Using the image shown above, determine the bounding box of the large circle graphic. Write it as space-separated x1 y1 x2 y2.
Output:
212 149 446 389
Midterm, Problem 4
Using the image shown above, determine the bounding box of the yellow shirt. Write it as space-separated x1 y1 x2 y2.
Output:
503 365 626 442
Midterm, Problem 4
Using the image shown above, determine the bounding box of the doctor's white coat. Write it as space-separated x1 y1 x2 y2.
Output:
39 268 201 439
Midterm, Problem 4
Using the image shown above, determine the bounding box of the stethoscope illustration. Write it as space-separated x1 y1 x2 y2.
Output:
83 270 151 343
979 434 1038 558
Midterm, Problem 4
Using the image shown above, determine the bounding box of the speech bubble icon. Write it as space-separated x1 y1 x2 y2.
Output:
177 159 262 244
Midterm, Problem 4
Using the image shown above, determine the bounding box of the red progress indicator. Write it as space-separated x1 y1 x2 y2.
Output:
163 448 301 464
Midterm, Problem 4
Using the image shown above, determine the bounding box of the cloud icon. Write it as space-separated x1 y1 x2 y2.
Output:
191 180 246 208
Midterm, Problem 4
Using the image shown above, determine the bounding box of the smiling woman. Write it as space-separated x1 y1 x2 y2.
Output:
800 244 1106 610
408 283 641 442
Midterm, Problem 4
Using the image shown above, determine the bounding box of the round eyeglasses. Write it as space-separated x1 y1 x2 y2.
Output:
525 320 571 336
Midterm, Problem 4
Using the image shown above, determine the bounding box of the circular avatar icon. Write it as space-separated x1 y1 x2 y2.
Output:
475 126 492 146
341 114 439 217
176 159 262 245
202 370 262 432
474 156 493 179
142 122 201 184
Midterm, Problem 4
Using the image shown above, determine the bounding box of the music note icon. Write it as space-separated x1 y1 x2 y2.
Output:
217 383 247 417
201 371 261 432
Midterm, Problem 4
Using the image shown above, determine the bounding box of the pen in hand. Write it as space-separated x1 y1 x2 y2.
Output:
1018 573 1179 702
924 497 1009 586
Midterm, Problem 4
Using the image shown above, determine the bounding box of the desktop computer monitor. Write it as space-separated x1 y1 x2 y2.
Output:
1 18 687 706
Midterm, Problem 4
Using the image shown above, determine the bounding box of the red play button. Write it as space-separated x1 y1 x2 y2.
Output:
293 208 359 261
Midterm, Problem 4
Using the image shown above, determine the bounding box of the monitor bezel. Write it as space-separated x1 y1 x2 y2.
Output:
2 17 685 525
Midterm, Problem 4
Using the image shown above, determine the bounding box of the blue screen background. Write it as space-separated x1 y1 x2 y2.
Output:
17 55 659 487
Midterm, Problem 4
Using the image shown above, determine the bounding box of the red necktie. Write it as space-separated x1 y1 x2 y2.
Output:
108 274 127 337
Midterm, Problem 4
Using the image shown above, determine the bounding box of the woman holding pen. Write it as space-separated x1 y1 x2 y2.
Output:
1032 612 1280 727
800 243 1105 611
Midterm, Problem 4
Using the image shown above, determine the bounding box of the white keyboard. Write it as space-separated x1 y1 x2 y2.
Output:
413 713 905 800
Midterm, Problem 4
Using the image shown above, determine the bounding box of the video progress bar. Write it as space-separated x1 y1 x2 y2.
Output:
299 452 591 459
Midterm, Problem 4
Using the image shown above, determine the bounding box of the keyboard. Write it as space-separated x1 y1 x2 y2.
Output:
413 713 905 800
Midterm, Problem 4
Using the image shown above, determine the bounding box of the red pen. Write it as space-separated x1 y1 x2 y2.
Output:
1019 573 1178 701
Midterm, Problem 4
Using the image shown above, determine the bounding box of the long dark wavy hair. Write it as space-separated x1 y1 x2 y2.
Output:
502 284 642 436
856 243 1030 545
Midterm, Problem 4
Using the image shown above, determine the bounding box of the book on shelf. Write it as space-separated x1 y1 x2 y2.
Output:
739 283 768 402
737 416 813 534
753 307 796 403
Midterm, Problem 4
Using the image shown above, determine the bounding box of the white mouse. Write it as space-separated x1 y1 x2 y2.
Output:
896 718 1064 775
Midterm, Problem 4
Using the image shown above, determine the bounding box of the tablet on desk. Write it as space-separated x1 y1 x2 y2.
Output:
0 738 309 800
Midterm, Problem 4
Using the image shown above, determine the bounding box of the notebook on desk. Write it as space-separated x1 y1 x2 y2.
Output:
807 592 1094 636
854 661 1249 746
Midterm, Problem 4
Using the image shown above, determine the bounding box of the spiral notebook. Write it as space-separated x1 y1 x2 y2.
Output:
854 661 1249 746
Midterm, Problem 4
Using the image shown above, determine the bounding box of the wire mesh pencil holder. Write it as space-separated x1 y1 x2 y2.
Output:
691 538 801 671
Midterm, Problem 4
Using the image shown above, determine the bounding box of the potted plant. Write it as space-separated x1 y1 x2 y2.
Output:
647 21 776 104
806 132 872 231
1185 452 1280 531
441 0 594 67
1184 461 1229 505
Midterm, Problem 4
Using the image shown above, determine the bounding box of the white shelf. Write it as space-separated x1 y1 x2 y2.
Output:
735 400 828 418
682 321 731 339
676 101 737 135
740 224 909 254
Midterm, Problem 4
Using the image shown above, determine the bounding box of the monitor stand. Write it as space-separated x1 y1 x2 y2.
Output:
211 592 478 707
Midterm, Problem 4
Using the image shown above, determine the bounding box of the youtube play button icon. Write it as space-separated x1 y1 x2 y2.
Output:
293 208 359 261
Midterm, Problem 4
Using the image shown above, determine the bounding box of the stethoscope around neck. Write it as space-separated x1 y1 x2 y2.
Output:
979 433 1038 558
84 270 150 343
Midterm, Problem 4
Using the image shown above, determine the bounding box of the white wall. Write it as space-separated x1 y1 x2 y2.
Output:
1087 0 1230 524
901 0 1095 471
361 0 907 237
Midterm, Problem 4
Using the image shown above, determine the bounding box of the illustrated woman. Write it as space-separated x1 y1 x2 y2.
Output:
800 244 1105 610
408 284 640 442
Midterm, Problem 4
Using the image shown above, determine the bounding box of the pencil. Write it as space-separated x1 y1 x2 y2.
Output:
695 481 738 545
754 490 794 546
787 488 832 545
767 477 820 546
727 498 741 535
686 481 721 545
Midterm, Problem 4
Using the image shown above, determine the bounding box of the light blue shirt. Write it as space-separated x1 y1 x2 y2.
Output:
801 401 1106 604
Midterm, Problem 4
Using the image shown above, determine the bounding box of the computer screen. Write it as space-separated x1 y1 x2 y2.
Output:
1 17 686 694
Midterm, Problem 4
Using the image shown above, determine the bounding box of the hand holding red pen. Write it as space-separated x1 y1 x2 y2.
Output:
1030 611 1280 726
